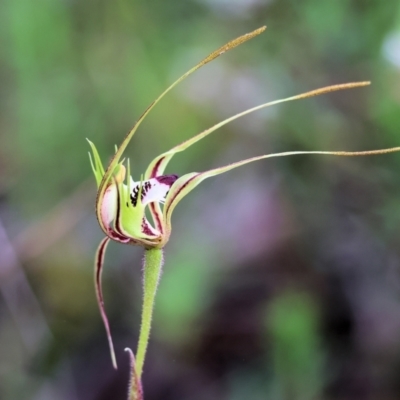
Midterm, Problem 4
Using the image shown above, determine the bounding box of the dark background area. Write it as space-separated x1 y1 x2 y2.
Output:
1 0 400 399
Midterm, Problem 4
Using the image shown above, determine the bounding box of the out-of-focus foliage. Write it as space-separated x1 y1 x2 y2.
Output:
1 0 400 399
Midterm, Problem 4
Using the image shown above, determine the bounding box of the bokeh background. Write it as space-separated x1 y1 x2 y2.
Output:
1 1 400 399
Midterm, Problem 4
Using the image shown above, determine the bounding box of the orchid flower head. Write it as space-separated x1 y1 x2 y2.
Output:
87 26 400 370
88 144 178 248
87 23 379 250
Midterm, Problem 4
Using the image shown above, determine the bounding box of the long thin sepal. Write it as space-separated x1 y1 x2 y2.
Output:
95 237 118 369
164 146 400 228
136 248 164 377
125 348 144 400
97 27 267 225
145 82 370 179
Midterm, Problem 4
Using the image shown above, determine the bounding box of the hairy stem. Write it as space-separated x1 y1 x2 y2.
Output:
136 248 163 377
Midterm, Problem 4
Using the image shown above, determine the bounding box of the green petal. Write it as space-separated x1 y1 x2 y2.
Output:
144 82 371 180
87 139 105 187
163 147 400 229
96 27 267 230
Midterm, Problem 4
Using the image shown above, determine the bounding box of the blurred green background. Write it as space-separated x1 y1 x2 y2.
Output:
1 0 400 399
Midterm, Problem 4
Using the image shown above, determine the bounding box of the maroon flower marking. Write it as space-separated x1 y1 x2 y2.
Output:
155 174 178 186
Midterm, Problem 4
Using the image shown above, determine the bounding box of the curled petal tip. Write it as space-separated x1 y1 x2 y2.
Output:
124 348 136 369
125 347 134 356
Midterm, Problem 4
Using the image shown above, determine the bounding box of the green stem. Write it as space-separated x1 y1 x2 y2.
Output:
135 247 163 377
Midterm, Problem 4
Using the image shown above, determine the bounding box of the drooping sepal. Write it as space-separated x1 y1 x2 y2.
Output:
95 237 118 369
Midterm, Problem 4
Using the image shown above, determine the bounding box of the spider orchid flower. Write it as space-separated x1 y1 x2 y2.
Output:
88 26 400 398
